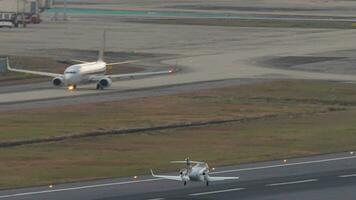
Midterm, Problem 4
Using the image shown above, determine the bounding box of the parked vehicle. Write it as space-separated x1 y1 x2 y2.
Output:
0 12 17 28
0 21 14 28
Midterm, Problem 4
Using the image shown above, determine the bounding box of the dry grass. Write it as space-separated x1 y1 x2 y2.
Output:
0 80 356 188
1 108 356 188
0 80 330 141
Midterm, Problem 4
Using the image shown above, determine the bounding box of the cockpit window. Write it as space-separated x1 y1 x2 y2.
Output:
65 71 77 74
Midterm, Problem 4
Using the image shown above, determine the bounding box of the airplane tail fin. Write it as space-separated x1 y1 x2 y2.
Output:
98 30 106 62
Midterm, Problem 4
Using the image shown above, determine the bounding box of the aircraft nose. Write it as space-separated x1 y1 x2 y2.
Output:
64 74 75 83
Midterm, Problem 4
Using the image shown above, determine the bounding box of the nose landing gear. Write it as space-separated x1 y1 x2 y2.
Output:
67 85 76 91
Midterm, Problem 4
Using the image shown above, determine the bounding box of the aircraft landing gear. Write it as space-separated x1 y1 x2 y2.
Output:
96 84 103 90
206 181 209 186
68 85 76 91
184 181 187 186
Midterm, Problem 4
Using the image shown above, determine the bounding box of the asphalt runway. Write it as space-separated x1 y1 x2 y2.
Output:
1 2 356 199
0 152 355 200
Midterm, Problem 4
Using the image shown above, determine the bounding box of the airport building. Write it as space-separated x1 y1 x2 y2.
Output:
0 0 53 13
0 0 52 26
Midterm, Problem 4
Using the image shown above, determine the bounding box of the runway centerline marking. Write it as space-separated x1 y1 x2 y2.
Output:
1 155 355 198
266 179 318 187
212 155 356 174
338 174 356 178
189 188 245 196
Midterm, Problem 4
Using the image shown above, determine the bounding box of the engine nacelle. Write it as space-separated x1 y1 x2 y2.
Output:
52 77 64 87
98 77 112 88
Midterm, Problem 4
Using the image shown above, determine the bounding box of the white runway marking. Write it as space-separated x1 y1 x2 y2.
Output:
0 154 355 199
0 178 162 199
212 155 356 174
338 174 356 178
266 179 318 187
189 188 245 196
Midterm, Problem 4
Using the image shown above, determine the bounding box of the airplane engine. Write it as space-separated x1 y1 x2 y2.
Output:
97 77 112 89
52 77 64 87
179 168 188 175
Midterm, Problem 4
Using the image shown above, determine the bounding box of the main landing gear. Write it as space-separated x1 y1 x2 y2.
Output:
96 84 104 90
184 181 187 186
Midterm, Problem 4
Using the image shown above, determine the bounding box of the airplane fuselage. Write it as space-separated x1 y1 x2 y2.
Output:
188 166 208 182
63 61 106 86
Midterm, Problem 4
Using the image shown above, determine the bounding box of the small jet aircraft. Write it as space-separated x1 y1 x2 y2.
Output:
151 158 239 186
7 31 173 91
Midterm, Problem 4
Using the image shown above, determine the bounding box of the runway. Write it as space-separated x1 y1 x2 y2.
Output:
1 2 356 199
0 152 355 200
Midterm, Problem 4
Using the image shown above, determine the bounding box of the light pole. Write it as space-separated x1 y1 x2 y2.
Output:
63 0 67 21
22 0 26 28
52 0 58 21
16 0 19 15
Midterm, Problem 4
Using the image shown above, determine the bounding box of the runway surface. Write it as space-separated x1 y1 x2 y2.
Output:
1 2 356 199
0 152 355 200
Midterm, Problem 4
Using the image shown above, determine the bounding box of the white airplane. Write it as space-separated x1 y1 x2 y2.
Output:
151 158 239 186
7 32 174 91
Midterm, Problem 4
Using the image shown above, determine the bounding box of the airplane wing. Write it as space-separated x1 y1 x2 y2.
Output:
208 176 239 182
106 60 138 66
71 59 89 64
90 69 173 82
109 69 173 79
7 65 62 78
171 161 205 164
151 170 182 181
